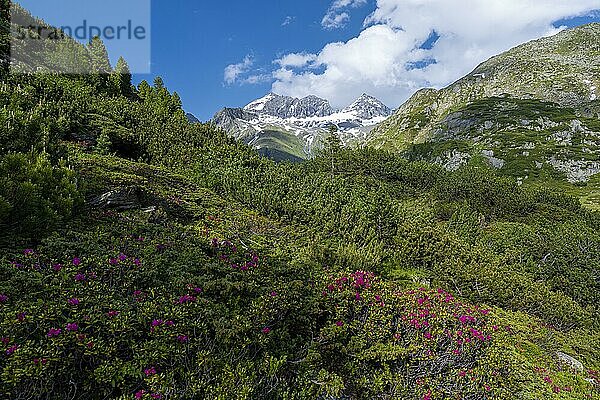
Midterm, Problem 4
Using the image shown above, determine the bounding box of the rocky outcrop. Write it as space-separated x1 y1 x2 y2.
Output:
89 187 142 211
186 113 200 123
341 93 392 120
548 157 600 183
434 150 471 172
556 352 585 373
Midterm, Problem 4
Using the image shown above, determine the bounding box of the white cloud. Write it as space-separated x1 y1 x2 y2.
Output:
244 74 272 84
275 52 319 68
322 12 351 29
281 16 295 26
274 0 600 108
224 55 272 85
333 0 368 8
224 55 254 85
322 0 368 29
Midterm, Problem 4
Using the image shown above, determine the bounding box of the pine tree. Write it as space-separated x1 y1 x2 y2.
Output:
171 91 182 111
88 36 111 74
138 80 151 100
95 130 112 155
110 57 133 97
325 124 342 154
153 76 165 90
324 124 342 175
88 36 111 89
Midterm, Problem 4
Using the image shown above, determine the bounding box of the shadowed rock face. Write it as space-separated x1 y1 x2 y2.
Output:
186 113 200 123
212 108 258 130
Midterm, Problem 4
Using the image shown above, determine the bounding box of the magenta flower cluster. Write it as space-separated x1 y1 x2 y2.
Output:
66 323 79 332
68 298 80 306
177 335 188 343
47 328 62 338
212 238 259 271
323 271 376 303
135 390 162 399
178 295 197 304
6 344 19 355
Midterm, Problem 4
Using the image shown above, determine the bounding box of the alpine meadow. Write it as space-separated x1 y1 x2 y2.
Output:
1 1 600 400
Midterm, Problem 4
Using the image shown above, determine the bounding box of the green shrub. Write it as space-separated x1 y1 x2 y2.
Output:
0 152 81 238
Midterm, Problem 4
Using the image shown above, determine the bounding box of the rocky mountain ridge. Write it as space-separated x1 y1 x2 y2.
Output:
213 93 392 161
366 23 600 209
244 93 334 118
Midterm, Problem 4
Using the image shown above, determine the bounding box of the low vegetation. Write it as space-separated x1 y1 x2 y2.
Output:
1 5 599 399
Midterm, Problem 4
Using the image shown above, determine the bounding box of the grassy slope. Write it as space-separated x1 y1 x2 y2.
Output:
401 97 600 209
368 25 600 210
31 147 600 398
251 129 308 162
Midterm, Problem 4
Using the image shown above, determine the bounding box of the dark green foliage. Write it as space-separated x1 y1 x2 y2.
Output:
110 57 133 98
324 124 342 154
95 130 112 155
0 152 81 238
88 36 111 74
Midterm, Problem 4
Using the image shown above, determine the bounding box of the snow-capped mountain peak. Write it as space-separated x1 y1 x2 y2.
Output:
244 92 279 112
214 92 393 161
244 93 333 119
342 93 392 120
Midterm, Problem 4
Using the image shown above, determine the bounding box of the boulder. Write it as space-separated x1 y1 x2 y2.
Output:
556 351 584 373
89 187 142 211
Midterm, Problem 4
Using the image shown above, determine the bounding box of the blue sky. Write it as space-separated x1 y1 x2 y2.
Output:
15 1 600 120
141 0 377 119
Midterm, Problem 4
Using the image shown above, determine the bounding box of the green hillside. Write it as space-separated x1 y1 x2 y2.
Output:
368 24 600 210
1 4 599 400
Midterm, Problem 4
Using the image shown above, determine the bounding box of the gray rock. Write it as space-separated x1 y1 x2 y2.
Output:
89 187 142 211
556 351 584 373
482 150 506 169
571 119 585 133
435 150 470 172
244 93 334 119
341 94 392 120
186 112 200 123
548 157 600 183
